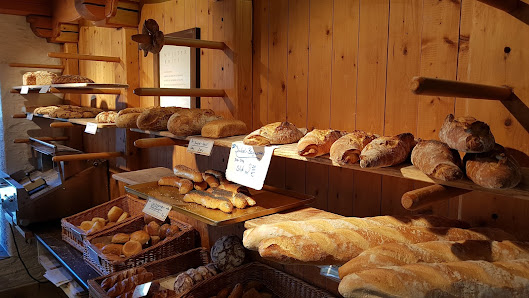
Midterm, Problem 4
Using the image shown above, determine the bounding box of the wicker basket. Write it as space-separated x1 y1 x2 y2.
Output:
87 247 210 298
184 262 336 298
61 195 146 252
83 214 197 275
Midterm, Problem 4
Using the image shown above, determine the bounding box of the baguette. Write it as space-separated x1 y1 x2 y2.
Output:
243 215 470 250
207 188 249 209
255 226 514 265
297 129 345 157
439 114 495 153
359 133 417 168
219 183 251 197
338 240 529 278
330 131 378 165
173 165 203 182
411 139 463 181
107 272 154 297
193 180 208 190
339 259 529 298
157 176 193 194
202 173 220 188
183 190 234 213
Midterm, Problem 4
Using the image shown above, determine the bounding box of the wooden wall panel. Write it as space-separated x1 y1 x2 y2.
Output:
252 0 269 130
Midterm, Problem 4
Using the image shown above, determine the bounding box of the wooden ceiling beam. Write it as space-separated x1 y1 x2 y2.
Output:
0 1 52 16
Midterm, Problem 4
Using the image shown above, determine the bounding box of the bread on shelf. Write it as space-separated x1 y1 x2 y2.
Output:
23 71 58 85
52 74 94 84
359 133 416 168
411 139 463 181
201 119 248 138
297 129 345 158
167 108 221 137
439 114 495 153
243 121 305 146
330 130 378 165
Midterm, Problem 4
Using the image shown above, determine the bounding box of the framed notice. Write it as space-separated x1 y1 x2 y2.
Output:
156 28 200 108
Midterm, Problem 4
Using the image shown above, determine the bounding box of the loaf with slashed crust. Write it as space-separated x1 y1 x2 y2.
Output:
297 129 346 157
330 130 378 165
167 108 221 136
243 121 305 146
359 133 416 168
136 107 183 131
411 139 463 181
439 114 495 153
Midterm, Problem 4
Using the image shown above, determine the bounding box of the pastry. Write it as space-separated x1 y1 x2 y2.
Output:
130 230 150 245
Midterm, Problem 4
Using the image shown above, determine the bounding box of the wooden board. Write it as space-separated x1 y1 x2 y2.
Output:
125 182 314 226
111 167 174 185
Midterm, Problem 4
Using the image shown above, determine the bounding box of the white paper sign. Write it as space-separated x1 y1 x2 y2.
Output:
84 122 98 134
159 46 192 108
39 85 50 94
187 137 214 156
26 113 34 120
143 197 171 221
20 86 29 94
225 142 277 190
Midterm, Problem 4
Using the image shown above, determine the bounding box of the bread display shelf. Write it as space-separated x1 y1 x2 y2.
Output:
124 182 314 226
28 113 116 129
12 83 128 95
131 128 529 201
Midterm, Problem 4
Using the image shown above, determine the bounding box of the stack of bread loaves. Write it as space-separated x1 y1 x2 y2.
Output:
412 114 522 188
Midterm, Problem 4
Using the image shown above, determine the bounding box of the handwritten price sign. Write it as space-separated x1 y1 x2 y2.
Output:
143 197 172 221
225 142 277 190
187 137 214 156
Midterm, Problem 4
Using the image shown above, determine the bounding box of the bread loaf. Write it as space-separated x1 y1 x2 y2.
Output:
52 74 94 84
201 119 248 138
207 188 249 209
411 139 463 181
136 107 183 131
439 114 495 152
297 129 345 157
183 190 234 213
101 267 146 290
243 121 305 146
167 108 221 136
338 259 529 298
254 226 514 265
464 144 522 189
330 131 377 165
359 133 416 168
95 111 118 123
34 105 60 115
202 173 220 188
243 214 469 250
173 165 203 182
157 176 194 194
48 105 103 119
338 240 529 278
23 71 58 85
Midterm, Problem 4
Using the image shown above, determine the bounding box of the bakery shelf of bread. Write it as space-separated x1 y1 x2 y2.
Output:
411 76 513 101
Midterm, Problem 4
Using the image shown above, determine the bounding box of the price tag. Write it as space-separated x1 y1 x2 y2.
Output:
39 85 50 94
20 86 29 95
225 142 277 190
187 137 214 156
84 122 98 134
26 113 34 120
143 197 171 221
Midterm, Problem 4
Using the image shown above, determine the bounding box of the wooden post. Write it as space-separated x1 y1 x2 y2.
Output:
50 122 75 128
476 0 519 12
52 151 123 162
410 76 513 100
134 137 188 148
133 88 226 97
12 114 27 118
9 63 64 69
131 34 226 50
401 185 471 211
47 52 121 62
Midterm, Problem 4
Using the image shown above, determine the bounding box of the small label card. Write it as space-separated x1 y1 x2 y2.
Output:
20 86 29 94
26 113 34 120
143 197 171 221
187 137 214 156
225 142 277 190
39 85 50 94
84 122 98 135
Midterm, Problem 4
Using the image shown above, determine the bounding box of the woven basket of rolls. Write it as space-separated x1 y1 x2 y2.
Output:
61 195 146 252
83 212 197 275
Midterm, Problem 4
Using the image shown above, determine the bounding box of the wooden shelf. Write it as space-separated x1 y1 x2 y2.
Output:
12 83 128 95
29 113 116 129
131 128 529 201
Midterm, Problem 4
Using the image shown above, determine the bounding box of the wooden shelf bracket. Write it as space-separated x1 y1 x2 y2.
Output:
411 76 513 101
48 52 121 63
401 185 472 211
133 88 226 97
9 63 64 70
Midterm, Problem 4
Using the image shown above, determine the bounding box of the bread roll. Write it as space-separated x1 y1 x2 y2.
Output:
411 139 463 181
108 206 124 222
101 243 123 256
143 213 164 225
167 108 221 136
95 111 118 123
330 131 377 165
464 144 522 189
111 233 130 244
297 129 345 157
338 259 529 298
157 176 194 194
359 133 416 168
183 190 234 213
122 240 142 257
202 173 220 188
159 223 171 239
165 225 181 238
243 121 305 146
193 180 208 190
79 221 93 231
116 212 129 223
173 165 203 182
439 114 495 152
130 230 150 245
208 188 248 209
137 107 183 131
145 221 160 236
338 240 529 278
202 119 248 138
87 220 104 234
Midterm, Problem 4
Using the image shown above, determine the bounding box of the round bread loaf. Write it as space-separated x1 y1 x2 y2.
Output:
411 140 463 181
210 235 246 271
439 114 495 153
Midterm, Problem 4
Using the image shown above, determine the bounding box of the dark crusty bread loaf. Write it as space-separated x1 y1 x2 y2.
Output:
136 107 183 131
167 108 221 136
439 114 495 152
243 121 305 146
52 74 94 84
464 144 522 189
411 139 463 181
359 133 416 168
330 131 378 165
115 108 149 128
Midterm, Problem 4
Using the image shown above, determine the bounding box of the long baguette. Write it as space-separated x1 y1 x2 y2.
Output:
207 188 248 209
158 176 193 194
101 267 146 291
173 165 203 182
183 190 234 213
338 240 529 278
339 259 529 298
243 215 469 250
256 226 515 265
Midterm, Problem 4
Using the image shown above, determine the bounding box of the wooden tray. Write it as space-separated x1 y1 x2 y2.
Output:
124 183 314 226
